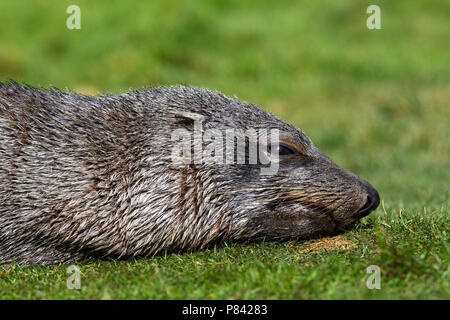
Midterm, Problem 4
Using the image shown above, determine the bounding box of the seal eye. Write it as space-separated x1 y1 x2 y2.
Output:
268 143 296 156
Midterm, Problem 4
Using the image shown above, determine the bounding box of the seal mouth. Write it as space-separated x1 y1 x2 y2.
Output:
353 193 380 219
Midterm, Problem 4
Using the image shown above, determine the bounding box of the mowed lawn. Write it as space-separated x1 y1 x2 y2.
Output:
0 0 448 299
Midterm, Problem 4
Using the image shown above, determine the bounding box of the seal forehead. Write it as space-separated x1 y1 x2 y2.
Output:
118 85 314 153
199 88 314 151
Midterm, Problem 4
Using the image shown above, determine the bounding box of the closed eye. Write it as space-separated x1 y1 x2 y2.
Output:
268 143 297 156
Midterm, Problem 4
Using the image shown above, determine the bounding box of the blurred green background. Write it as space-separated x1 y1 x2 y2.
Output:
0 0 448 299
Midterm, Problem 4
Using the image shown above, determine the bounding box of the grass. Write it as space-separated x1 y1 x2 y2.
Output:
0 0 448 299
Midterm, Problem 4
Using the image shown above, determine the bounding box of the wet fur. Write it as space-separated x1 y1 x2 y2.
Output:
0 82 378 265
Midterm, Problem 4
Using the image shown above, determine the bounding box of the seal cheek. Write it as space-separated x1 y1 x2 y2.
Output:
295 214 339 239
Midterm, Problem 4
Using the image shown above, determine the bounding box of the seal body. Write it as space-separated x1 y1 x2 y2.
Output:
0 82 379 265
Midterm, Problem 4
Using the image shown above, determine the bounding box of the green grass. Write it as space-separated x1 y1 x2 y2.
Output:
0 0 449 299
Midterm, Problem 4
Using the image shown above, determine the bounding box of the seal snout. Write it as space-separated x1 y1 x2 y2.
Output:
354 182 380 218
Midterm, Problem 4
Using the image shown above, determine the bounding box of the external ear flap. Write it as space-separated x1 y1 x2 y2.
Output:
173 111 205 122
169 110 205 166
171 110 205 126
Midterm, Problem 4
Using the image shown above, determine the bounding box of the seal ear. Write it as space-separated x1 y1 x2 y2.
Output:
172 110 205 122
170 110 205 126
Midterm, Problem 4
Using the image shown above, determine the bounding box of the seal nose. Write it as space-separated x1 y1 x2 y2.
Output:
354 183 380 218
